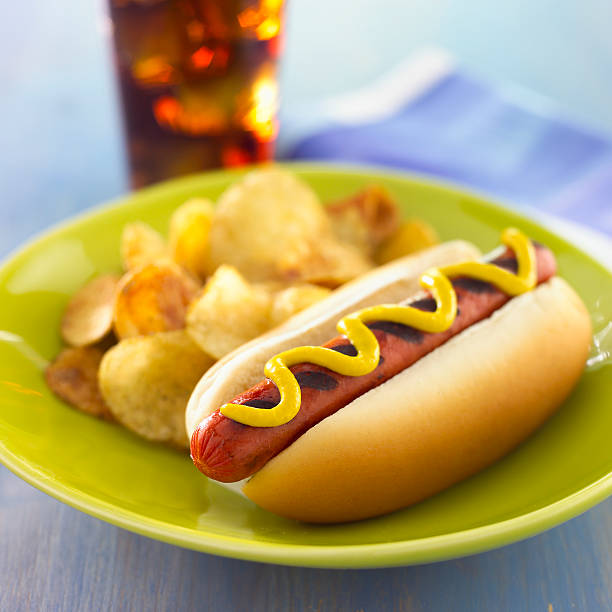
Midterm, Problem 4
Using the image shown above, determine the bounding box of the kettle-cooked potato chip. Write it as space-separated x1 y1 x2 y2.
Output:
326 185 401 255
113 261 200 340
208 167 373 284
46 346 113 420
169 198 215 279
187 264 271 359
121 222 169 271
277 236 372 288
61 274 120 347
208 167 329 280
99 330 214 448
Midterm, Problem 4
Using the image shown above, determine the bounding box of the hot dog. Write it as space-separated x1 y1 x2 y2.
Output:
186 231 591 523
191 243 557 483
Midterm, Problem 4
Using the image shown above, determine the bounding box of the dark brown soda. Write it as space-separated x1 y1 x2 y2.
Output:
108 0 284 187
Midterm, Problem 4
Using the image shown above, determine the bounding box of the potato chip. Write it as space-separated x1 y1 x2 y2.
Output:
375 219 439 264
99 330 214 447
208 167 374 285
61 274 120 347
326 185 401 255
46 346 113 420
187 264 271 359
169 198 215 279
277 236 372 288
113 261 200 340
270 284 332 327
121 222 169 271
208 167 332 281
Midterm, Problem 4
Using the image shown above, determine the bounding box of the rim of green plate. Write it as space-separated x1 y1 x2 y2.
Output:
2 161 612 569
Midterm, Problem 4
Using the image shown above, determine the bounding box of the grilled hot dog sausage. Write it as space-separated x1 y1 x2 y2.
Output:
191 244 557 482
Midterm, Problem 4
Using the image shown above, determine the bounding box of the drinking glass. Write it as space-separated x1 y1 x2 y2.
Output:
108 0 285 187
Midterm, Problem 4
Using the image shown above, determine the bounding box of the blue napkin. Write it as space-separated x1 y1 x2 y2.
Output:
281 50 612 236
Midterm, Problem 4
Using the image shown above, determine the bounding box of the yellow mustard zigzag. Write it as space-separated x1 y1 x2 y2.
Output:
220 228 537 427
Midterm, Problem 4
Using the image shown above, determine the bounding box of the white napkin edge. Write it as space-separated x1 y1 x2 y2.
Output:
277 47 455 154
320 47 455 125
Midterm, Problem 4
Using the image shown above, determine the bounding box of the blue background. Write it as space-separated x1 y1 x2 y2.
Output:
2 1 612 609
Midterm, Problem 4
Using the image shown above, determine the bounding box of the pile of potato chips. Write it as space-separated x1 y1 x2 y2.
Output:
45 167 438 449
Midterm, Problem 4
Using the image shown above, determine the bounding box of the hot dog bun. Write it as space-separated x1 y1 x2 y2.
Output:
242 277 591 522
186 240 481 435
186 244 591 523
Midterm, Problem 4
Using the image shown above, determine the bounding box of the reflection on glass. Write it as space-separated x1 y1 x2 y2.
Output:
108 0 285 187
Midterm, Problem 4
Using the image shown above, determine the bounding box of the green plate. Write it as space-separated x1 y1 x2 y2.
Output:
1 163 612 568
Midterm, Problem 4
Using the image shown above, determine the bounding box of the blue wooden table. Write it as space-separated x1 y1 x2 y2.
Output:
2 1 612 609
